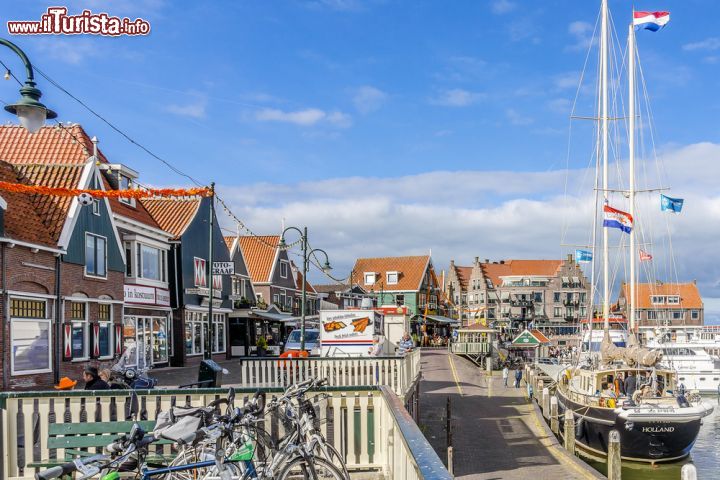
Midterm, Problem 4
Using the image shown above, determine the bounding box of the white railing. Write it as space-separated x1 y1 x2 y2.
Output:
450 342 491 355
233 349 421 398
0 385 449 480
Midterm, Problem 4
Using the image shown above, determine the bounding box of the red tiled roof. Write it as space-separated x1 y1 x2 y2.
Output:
13 163 85 242
237 235 279 283
141 198 200 239
454 265 472 289
351 255 431 291
0 124 108 165
295 269 317 294
530 329 551 343
224 235 236 253
0 161 54 247
621 282 703 309
481 260 563 287
97 174 162 230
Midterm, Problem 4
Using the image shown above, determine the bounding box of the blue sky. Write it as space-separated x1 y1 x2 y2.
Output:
3 1 720 319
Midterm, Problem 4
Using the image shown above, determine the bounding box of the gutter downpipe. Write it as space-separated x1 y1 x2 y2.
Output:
54 255 61 385
1 243 7 391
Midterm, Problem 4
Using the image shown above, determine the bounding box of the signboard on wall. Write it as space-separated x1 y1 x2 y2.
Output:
125 285 172 307
212 262 234 275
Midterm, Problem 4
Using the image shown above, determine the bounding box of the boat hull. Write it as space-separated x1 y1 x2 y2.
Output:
556 389 703 462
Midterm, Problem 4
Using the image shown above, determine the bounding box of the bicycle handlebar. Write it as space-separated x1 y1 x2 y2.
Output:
35 463 73 480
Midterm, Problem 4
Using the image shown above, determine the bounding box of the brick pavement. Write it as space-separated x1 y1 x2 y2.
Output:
418 349 602 480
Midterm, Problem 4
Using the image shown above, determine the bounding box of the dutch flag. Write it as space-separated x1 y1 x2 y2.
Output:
633 11 670 32
603 205 633 234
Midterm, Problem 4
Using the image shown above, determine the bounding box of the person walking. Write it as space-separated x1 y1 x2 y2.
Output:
502 365 509 387
514 366 523 388
83 366 109 390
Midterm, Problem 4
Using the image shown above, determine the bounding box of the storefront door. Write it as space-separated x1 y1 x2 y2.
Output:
123 316 169 367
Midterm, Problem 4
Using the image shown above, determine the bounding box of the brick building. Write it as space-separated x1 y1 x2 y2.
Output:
0 125 126 389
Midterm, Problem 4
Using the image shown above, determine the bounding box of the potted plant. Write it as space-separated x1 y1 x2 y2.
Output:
256 336 268 357
256 300 268 310
234 297 250 309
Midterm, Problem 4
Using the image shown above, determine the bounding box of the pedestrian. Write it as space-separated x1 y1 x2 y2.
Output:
514 366 523 388
624 371 637 398
398 332 414 355
502 365 509 387
614 372 626 396
83 366 110 390
99 368 112 384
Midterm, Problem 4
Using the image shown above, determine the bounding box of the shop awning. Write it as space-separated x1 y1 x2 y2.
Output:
416 314 460 326
250 310 300 323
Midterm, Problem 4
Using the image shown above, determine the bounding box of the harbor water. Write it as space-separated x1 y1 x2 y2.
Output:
581 395 720 479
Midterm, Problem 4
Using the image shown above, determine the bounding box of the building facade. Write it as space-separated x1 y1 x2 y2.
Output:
224 235 257 357
351 255 445 317
314 284 370 309
455 255 591 335
143 197 232 366
616 281 703 338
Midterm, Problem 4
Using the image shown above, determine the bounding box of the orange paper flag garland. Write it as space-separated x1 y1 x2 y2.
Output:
0 180 212 199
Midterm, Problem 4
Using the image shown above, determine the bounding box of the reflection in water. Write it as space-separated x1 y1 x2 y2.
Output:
583 396 720 479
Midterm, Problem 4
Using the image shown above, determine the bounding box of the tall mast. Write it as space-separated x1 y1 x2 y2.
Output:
601 0 610 331
628 20 637 335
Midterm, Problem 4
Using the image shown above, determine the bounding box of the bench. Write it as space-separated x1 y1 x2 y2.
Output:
28 420 173 469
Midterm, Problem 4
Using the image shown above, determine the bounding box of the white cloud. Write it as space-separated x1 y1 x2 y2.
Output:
491 0 516 15
255 108 351 127
505 108 533 126
567 20 594 52
165 97 207 119
553 71 580 90
35 38 101 64
352 86 387 114
216 142 720 309
430 89 485 107
683 38 720 52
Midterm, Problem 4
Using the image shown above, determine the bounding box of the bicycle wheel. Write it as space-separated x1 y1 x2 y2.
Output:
310 442 349 480
277 456 345 480
164 448 244 480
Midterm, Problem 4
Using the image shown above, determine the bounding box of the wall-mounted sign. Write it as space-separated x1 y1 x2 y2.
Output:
185 287 222 299
125 285 172 307
194 257 207 287
212 262 234 275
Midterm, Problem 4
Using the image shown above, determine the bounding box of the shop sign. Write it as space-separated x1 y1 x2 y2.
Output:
185 287 222 299
201 297 223 308
212 262 234 275
125 285 172 307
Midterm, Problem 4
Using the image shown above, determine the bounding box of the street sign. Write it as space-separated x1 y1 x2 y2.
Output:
212 262 234 275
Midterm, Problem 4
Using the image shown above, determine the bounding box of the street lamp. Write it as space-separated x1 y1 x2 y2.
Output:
1 38 57 133
280 226 332 351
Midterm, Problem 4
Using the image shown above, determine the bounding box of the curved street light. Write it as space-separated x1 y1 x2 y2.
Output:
1 38 57 133
280 226 332 351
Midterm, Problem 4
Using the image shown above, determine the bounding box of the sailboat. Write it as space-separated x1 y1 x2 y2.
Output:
555 1 713 462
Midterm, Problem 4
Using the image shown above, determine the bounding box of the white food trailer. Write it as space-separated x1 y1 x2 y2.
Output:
320 309 386 357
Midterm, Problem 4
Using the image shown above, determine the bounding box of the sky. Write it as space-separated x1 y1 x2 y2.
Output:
2 1 720 320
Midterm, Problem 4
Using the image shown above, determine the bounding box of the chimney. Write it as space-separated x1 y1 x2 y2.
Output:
91 136 99 161
499 260 505 264
450 259 455 267
474 256 479 264
485 259 490 264
567 253 573 263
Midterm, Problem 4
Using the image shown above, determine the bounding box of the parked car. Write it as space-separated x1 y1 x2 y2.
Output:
284 328 321 356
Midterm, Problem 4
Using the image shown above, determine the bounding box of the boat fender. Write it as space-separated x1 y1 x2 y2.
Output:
575 417 584 439
676 395 690 408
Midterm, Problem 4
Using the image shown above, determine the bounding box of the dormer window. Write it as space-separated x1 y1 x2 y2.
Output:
667 296 680 304
280 261 289 279
386 271 399 285
364 272 376 285
651 295 665 305
119 174 134 206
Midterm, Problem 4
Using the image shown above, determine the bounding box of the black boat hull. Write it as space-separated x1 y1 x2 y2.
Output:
556 390 702 462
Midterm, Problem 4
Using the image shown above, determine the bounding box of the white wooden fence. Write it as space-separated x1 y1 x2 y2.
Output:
0 385 449 480
234 349 421 398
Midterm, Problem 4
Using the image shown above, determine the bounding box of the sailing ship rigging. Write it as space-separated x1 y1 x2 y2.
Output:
555 1 713 463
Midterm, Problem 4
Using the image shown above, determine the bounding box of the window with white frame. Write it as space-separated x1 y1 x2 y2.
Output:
691 310 700 320
119 174 134 206
137 244 166 282
386 271 399 285
648 310 658 320
672 310 684 320
85 233 107 277
280 261 289 278
124 242 133 277
667 296 680 304
651 295 665 305
396 294 405 306
10 298 51 375
97 303 113 358
184 311 225 355
69 301 88 359
92 199 100 216
364 272 376 285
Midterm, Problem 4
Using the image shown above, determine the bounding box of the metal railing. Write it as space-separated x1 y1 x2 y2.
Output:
233 349 421 398
0 384 448 480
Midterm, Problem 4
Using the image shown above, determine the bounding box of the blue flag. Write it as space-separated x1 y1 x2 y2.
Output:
660 194 683 213
575 249 593 263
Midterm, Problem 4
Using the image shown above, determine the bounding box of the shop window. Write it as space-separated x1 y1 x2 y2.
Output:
85 233 107 277
213 314 226 353
10 298 51 375
69 301 88 359
153 318 169 363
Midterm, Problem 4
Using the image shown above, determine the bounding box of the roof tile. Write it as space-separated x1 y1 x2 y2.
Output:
621 282 703 309
237 235 279 283
141 198 201 239
351 255 431 291
0 161 54 247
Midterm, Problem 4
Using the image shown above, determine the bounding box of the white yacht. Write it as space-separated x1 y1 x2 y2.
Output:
647 337 720 393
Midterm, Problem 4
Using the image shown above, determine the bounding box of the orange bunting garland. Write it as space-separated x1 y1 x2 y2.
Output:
0 180 212 199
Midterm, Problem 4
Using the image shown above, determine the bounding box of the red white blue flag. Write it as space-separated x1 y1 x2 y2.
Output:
603 205 633 234
633 11 670 32
639 250 653 262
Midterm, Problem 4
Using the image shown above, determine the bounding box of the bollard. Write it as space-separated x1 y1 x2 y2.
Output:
542 387 550 419
563 410 575 455
607 430 621 480
447 446 454 476
486 356 493 375
681 464 697 480
550 397 559 434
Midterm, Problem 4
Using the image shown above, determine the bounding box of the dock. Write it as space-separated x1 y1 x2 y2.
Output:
419 349 603 480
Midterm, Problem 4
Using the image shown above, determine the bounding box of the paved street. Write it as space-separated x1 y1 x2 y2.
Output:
418 349 601 480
